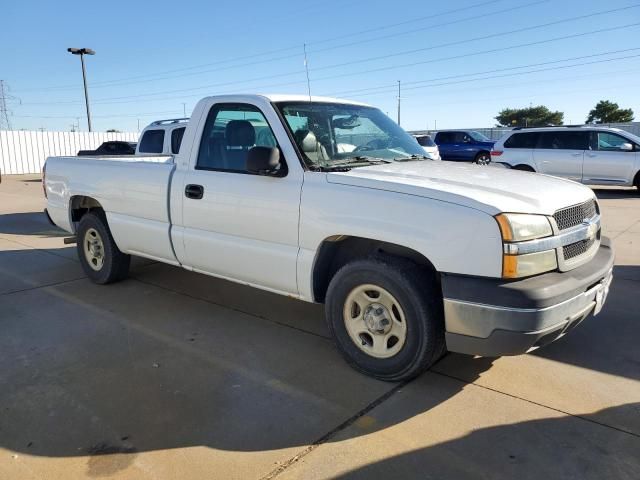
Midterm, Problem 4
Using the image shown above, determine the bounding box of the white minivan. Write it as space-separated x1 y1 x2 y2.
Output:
491 126 640 190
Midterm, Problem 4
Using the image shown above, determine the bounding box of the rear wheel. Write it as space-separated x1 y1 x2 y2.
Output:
77 212 130 284
325 257 445 381
474 151 491 165
634 171 640 193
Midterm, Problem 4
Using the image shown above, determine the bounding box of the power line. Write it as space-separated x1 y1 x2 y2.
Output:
342 53 640 99
20 17 640 108
13 0 507 93
326 47 640 97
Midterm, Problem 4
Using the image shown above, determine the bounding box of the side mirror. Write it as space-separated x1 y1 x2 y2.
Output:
620 142 634 151
246 146 282 175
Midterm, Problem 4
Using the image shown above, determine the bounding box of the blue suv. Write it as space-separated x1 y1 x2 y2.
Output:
433 130 495 164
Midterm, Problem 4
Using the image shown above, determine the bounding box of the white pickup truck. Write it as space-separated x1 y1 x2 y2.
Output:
43 94 614 381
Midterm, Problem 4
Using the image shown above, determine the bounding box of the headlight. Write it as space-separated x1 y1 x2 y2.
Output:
495 213 552 241
495 213 557 278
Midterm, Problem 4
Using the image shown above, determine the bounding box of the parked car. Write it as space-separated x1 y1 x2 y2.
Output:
433 130 495 164
414 134 441 160
77 141 137 156
491 126 640 190
136 118 188 156
43 94 613 381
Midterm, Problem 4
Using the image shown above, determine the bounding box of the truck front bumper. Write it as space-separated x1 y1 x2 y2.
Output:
442 237 614 357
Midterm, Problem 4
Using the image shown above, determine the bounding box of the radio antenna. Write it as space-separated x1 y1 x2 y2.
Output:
303 43 312 102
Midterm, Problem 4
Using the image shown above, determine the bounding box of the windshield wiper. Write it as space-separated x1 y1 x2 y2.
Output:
393 154 430 162
316 156 392 171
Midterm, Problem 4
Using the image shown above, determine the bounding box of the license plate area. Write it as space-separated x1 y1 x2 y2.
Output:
593 270 613 316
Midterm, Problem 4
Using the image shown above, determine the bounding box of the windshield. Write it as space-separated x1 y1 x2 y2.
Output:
468 131 491 142
276 102 425 168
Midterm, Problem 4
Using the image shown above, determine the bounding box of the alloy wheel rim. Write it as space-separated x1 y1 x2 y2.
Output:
343 284 407 359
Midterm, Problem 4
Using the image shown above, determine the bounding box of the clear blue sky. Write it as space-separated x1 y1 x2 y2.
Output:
2 0 639 132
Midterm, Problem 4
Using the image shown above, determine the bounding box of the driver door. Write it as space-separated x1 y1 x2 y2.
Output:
177 102 303 295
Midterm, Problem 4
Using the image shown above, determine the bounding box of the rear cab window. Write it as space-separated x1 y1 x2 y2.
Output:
139 129 165 154
171 127 186 154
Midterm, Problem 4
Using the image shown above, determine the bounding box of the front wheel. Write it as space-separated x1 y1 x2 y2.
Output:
325 257 445 381
474 152 491 165
76 212 131 284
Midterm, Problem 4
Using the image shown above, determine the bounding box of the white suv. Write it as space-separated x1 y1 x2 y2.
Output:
135 118 188 156
491 126 640 190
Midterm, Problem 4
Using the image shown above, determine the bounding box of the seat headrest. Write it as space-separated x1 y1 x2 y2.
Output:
226 120 255 147
294 129 320 152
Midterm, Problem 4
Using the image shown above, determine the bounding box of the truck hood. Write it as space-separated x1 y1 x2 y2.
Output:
326 161 595 215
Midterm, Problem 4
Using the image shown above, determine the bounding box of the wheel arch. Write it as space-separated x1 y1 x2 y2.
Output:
311 235 439 303
69 195 105 233
513 164 536 172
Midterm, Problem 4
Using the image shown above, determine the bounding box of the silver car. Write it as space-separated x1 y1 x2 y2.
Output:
491 126 640 190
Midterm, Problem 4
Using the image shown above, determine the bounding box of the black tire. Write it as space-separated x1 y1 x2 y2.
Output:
513 164 535 172
325 256 445 382
474 151 491 165
76 211 130 284
634 172 640 193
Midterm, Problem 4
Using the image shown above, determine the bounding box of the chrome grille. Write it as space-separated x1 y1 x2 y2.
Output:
563 235 597 260
554 199 597 231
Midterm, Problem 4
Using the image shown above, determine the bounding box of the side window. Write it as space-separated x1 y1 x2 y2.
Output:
139 129 165 154
171 127 186 154
436 132 452 143
196 103 280 173
537 131 589 150
505 132 539 148
452 132 467 143
596 132 634 151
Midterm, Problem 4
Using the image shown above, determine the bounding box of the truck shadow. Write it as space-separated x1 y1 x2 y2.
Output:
326 403 640 480
0 237 638 475
0 211 67 237
0 254 494 469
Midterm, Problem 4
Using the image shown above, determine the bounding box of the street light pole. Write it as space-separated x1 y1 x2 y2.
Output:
67 48 95 132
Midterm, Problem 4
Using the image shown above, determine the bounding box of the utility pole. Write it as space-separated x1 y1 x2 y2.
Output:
397 80 401 126
67 48 95 131
182 103 187 117
0 80 12 130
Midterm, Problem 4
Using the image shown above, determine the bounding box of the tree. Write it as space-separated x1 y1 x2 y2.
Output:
586 100 634 124
106 128 121 133
495 105 564 127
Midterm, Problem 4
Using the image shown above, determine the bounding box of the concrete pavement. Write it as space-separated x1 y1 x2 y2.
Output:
1 174 638 479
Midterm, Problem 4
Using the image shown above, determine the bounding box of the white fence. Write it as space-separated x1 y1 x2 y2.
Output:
0 130 139 175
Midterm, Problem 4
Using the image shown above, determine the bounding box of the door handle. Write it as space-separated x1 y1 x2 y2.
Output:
185 184 204 199
587 153 597 157
570 153 582 157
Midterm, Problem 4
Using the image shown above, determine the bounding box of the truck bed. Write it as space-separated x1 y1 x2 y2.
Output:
45 154 178 264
